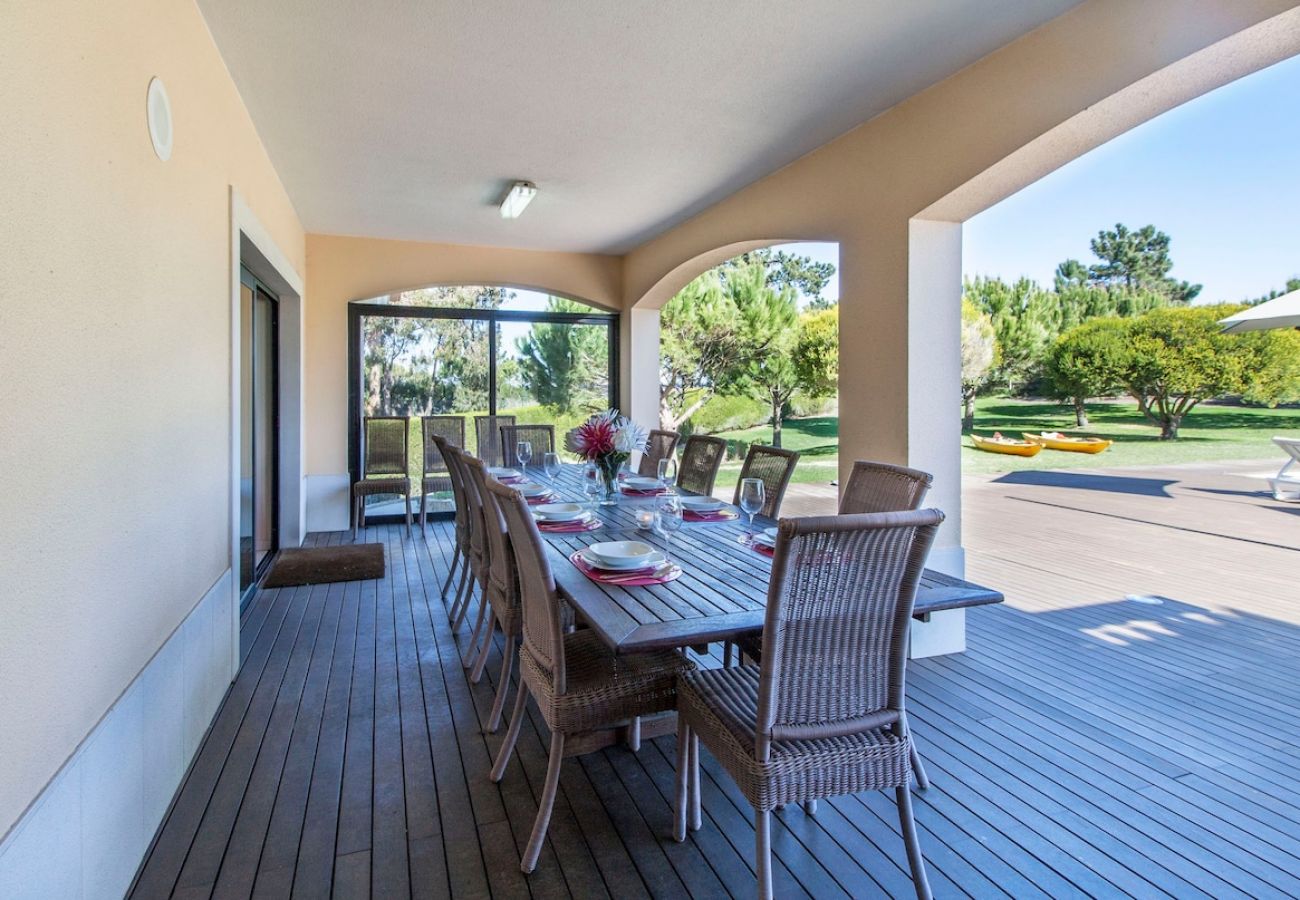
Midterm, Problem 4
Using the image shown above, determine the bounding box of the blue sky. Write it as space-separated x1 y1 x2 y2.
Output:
965 53 1300 304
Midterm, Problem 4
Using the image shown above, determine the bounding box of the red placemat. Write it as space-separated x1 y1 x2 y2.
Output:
620 486 669 497
570 551 682 586
497 475 525 484
683 509 738 522
537 517 602 534
737 534 776 557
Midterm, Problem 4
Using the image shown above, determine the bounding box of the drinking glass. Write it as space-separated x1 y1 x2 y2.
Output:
739 477 765 540
653 494 683 566
582 461 601 509
543 451 561 483
657 456 677 491
516 440 532 470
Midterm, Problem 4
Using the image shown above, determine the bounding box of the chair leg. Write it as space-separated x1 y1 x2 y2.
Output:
755 809 773 900
897 786 933 900
490 681 529 782
404 494 413 538
449 557 471 624
674 723 690 842
802 799 818 815
521 732 565 873
688 732 701 831
723 641 734 668
351 493 359 541
626 717 641 752
419 492 428 532
470 610 495 683
452 567 476 631
463 592 491 671
911 743 931 791
359 496 367 531
486 636 515 733
440 546 462 602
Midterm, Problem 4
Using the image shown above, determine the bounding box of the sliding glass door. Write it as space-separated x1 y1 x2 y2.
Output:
239 268 279 601
348 287 618 522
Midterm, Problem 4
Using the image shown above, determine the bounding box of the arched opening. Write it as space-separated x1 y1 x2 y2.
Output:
349 283 618 520
653 241 842 513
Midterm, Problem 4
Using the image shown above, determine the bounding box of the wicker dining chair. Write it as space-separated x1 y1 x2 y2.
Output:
500 424 555 469
839 460 933 515
459 454 513 690
638 429 680 477
732 445 800 518
675 510 943 900
475 414 516 467
484 476 695 873
436 437 478 623
420 416 465 529
677 435 727 496
446 448 493 674
352 415 413 538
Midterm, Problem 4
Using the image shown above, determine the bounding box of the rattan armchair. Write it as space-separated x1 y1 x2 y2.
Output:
839 460 933 515
449 449 494 674
732 445 800 518
352 416 413 538
638 429 680 477
432 434 472 610
484 477 694 873
420 416 465 529
474 414 516 467
677 435 727 496
499 424 555 469
675 510 943 900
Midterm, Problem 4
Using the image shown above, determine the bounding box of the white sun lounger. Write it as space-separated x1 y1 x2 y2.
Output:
1271 436 1300 501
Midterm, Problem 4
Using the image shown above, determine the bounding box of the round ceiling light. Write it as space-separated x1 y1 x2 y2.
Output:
146 77 172 161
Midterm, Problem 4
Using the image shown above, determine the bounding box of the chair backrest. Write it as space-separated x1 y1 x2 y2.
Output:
500 424 555 468
477 469 519 609
754 510 943 762
475 415 517 466
450 447 489 564
677 435 727 496
362 416 409 477
422 416 465 476
838 461 933 515
638 429 681 477
485 477 569 691
733 445 800 518
432 435 469 545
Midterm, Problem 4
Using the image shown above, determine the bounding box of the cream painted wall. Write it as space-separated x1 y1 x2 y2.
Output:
302 234 621 478
0 0 304 840
622 0 1300 519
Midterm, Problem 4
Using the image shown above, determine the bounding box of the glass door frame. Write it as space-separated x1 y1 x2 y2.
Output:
240 267 280 606
347 299 620 523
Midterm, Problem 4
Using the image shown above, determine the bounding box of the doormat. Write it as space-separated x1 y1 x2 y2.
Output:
262 543 385 588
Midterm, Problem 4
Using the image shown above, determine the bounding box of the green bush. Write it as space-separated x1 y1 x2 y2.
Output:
688 393 768 433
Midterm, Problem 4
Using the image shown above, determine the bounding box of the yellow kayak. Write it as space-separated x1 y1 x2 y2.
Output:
1023 432 1114 454
971 434 1042 457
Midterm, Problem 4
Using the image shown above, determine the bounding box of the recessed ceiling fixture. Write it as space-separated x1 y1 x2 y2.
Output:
146 77 172 161
500 181 537 219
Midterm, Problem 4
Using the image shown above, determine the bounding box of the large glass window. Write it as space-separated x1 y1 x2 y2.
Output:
349 286 617 520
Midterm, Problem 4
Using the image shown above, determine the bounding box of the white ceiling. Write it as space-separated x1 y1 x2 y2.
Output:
198 0 1081 254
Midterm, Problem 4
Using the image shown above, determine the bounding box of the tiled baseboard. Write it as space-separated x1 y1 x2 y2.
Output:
0 570 235 899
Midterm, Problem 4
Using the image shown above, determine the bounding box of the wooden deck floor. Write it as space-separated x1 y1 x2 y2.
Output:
131 462 1300 898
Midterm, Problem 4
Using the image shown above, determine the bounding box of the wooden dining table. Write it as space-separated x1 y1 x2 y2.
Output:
511 463 1003 655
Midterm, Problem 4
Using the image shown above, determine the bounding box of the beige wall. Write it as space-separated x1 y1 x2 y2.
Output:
302 234 621 477
623 0 1300 495
0 0 304 837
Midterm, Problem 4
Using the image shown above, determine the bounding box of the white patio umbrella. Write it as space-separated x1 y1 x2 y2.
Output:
1219 288 1300 333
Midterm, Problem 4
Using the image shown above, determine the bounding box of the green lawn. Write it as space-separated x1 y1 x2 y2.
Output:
709 400 1300 485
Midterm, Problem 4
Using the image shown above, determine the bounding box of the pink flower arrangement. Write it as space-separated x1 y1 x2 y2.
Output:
566 410 648 496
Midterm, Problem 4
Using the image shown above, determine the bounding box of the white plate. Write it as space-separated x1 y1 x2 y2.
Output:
681 496 724 511
516 481 550 497
586 540 658 568
533 502 586 522
579 548 666 572
488 467 521 480
623 476 662 490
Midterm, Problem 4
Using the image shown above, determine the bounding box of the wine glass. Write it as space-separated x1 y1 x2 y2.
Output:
739 477 765 541
657 456 677 491
516 440 532 470
582 461 601 509
543 451 561 484
653 494 683 567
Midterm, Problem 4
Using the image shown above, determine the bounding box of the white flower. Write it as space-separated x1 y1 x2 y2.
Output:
613 417 649 454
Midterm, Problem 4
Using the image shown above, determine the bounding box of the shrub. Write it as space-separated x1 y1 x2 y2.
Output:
687 393 768 433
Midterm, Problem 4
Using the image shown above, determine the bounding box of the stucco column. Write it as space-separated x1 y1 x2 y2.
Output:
622 306 661 429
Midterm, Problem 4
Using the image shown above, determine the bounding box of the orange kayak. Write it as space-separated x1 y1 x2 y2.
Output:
1023 432 1113 454
971 434 1042 457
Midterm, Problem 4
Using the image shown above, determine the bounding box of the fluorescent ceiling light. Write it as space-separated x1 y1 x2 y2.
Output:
500 181 538 219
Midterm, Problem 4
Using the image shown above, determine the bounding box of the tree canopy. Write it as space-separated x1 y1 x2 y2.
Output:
515 297 609 413
1085 223 1201 305
960 299 998 431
